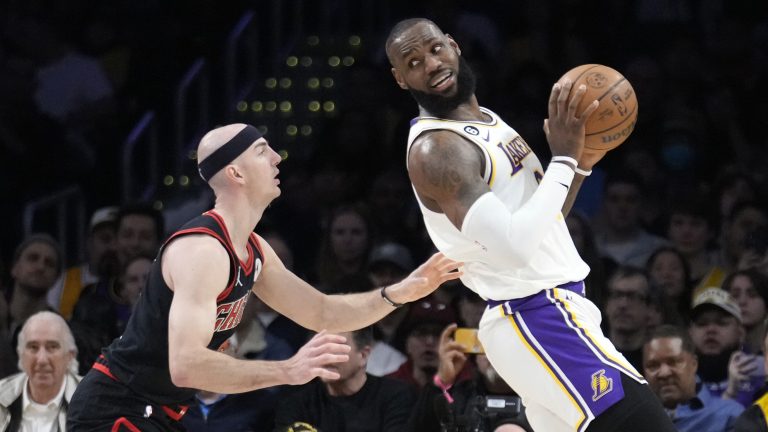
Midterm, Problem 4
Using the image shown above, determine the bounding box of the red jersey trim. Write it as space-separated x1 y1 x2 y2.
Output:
112 417 141 432
205 210 254 274
163 226 237 303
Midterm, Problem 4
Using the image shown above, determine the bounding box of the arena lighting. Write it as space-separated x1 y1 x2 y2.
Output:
308 101 320 112
163 175 174 186
251 101 263 112
300 56 313 67
349 35 361 46
328 56 341 67
188 150 197 160
300 125 312 136
323 101 335 112
343 56 355 66
179 175 190 186
286 56 298 67
280 78 292 88
307 77 320 89
286 125 298 136
265 101 277 112
278 149 289 160
307 35 319 46
265 77 277 89
153 200 163 210
236 101 247 112
279 101 292 112
322 78 334 88
257 125 268 134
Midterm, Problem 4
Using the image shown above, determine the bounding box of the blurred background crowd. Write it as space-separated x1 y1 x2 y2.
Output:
2 0 768 431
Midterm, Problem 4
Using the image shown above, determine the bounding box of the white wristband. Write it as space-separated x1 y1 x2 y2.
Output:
551 156 577 170
544 160 576 189
575 167 592 176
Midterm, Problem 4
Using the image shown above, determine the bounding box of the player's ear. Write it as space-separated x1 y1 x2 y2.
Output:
391 67 408 90
446 34 461 55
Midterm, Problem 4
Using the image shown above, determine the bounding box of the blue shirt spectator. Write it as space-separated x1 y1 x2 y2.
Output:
672 384 744 432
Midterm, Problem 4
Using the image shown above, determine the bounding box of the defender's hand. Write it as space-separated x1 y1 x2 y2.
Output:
385 253 463 305
283 331 351 385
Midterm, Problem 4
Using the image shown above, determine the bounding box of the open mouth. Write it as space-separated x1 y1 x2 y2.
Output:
430 71 454 90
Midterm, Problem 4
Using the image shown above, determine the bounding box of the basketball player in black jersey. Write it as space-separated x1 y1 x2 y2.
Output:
67 123 463 431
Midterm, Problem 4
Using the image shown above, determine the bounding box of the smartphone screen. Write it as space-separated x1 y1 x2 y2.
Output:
455 327 484 354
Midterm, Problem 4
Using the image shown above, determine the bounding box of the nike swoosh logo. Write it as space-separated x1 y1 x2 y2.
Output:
481 130 490 142
557 182 569 190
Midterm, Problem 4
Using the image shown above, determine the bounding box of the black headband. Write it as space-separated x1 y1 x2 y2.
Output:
198 125 264 181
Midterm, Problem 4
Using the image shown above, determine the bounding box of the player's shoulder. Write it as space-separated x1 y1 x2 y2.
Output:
411 128 473 156
164 233 229 264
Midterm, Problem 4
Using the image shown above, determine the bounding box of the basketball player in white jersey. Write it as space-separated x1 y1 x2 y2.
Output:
386 19 675 432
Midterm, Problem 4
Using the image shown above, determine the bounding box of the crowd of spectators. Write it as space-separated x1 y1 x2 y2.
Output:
2 0 768 431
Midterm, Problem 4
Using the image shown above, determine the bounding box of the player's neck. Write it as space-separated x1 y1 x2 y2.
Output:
212 199 264 255
420 95 486 122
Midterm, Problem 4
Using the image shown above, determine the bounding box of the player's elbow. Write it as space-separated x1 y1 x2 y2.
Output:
169 353 196 388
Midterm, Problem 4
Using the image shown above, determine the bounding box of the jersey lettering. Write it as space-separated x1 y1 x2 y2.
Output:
214 293 249 332
497 136 532 176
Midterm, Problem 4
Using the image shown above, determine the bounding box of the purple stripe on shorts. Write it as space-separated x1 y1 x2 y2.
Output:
516 294 626 419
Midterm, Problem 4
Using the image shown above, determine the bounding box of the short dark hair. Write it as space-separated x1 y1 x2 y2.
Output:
350 326 374 350
385 18 439 63
116 203 164 240
645 324 696 355
12 233 63 273
667 195 718 230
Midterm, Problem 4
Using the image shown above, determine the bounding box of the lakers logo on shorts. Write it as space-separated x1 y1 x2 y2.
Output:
591 369 613 402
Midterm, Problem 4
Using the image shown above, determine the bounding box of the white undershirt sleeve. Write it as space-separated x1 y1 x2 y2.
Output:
460 162 574 268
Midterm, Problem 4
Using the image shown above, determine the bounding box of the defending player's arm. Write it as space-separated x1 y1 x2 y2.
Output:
408 80 598 268
253 236 462 332
165 235 350 393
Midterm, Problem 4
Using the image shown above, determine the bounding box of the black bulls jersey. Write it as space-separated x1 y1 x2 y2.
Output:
103 210 264 405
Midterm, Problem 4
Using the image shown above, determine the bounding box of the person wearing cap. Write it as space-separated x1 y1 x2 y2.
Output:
643 324 743 432
66 123 462 431
46 206 119 320
689 287 763 406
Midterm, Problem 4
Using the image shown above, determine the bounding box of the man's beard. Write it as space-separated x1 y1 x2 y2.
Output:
408 56 477 117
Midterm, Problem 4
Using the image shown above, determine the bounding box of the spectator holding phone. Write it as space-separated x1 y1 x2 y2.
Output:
689 288 764 406
407 323 532 432
733 329 768 431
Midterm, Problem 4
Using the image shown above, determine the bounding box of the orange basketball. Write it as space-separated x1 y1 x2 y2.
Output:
557 64 638 151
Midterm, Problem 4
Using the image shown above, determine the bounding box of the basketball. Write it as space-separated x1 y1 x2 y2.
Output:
557 64 638 152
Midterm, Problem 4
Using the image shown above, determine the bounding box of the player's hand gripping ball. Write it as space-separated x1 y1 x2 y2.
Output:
558 64 638 151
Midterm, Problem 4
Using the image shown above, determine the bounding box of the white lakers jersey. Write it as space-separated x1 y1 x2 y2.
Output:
407 107 589 300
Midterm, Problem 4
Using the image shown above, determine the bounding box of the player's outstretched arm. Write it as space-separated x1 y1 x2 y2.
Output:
253 237 462 332
409 81 597 268
165 236 350 393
